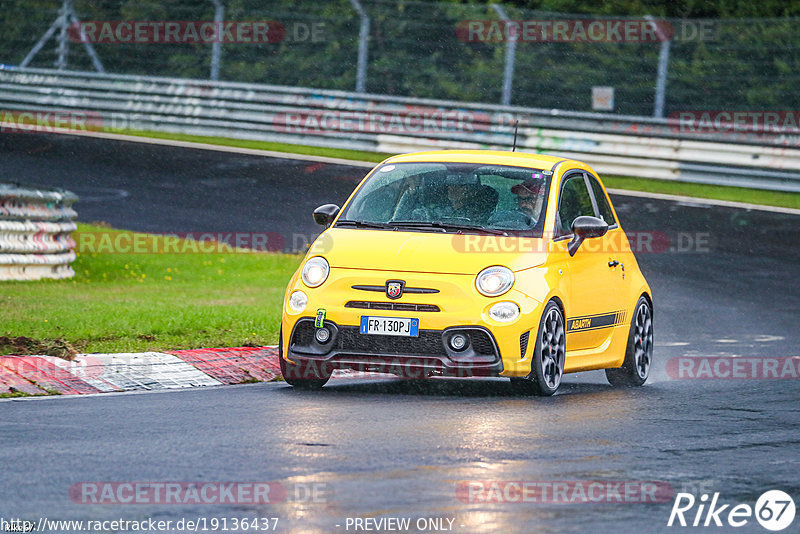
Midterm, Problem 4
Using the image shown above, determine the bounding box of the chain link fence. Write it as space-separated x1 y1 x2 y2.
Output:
2 0 799 117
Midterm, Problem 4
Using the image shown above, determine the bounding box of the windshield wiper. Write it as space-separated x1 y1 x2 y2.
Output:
385 220 446 233
336 219 396 229
390 220 508 236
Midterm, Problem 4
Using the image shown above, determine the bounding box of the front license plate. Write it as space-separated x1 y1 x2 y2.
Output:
360 316 419 337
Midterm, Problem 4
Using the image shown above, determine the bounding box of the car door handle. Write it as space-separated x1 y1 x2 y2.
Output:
608 260 619 267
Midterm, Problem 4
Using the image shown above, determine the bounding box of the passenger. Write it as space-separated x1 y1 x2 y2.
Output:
445 182 472 214
511 179 544 219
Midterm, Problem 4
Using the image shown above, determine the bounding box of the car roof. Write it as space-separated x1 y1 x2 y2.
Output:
383 150 577 169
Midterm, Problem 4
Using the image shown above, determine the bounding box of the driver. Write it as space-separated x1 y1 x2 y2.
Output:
430 174 479 219
446 182 471 213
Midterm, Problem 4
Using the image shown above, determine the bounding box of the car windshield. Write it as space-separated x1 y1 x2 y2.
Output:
337 162 551 236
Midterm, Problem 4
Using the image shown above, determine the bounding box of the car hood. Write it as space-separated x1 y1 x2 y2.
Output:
308 228 547 274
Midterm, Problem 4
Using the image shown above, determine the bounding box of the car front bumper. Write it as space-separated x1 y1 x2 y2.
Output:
281 268 547 377
285 318 504 377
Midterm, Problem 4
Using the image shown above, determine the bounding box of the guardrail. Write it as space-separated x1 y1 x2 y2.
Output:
1 67 800 192
0 183 78 281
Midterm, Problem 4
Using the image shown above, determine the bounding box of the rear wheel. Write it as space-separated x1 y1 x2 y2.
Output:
279 328 331 389
511 301 565 396
606 296 653 387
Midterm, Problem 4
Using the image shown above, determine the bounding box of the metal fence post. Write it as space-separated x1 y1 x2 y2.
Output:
646 15 671 118
21 0 105 72
56 0 71 70
491 4 516 106
67 11 105 73
21 22 61 68
349 0 370 93
210 0 225 81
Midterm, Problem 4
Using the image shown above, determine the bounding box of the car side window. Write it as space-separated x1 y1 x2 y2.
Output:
586 175 616 226
557 174 595 236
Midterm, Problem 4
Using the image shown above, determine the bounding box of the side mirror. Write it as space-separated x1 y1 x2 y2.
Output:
568 215 608 256
313 204 341 227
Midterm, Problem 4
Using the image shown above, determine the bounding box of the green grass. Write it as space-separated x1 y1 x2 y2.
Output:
111 129 800 211
603 176 800 210
118 128 393 163
0 389 61 398
0 224 302 354
1 391 42 398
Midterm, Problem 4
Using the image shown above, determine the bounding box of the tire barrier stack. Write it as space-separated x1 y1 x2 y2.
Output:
0 183 78 281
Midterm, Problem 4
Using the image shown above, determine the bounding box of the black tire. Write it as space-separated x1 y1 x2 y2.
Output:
510 300 566 396
606 296 653 387
278 328 331 389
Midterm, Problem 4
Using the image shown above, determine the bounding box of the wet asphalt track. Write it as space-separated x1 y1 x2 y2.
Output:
1 133 800 533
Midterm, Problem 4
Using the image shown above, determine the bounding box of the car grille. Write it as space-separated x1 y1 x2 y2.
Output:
337 326 444 355
345 301 440 312
351 285 439 294
520 330 530 358
291 322 317 346
471 330 495 355
290 321 497 358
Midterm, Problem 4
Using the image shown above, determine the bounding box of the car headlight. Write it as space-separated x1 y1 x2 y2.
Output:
287 290 308 313
476 266 514 297
302 257 329 288
488 302 520 322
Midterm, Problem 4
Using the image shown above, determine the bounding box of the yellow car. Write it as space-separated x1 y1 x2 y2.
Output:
280 150 653 395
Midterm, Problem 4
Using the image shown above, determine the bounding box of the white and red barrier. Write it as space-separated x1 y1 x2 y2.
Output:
3 68 800 192
0 347 279 395
0 345 395 396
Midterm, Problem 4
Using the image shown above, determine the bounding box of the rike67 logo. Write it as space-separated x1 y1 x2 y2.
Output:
668 490 796 531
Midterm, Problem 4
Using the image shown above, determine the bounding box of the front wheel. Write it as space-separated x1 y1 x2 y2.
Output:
511 301 565 396
606 296 653 387
279 329 331 389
